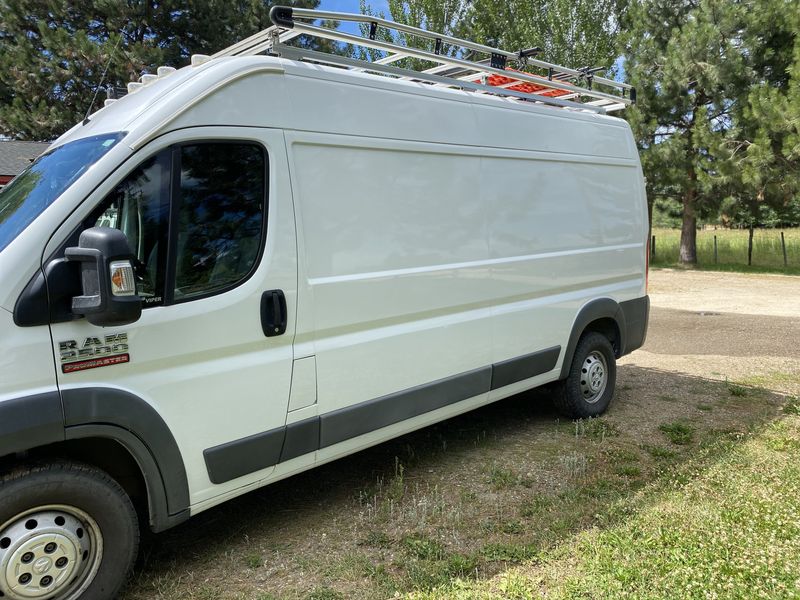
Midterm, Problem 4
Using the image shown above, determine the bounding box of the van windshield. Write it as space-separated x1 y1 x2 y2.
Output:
0 132 125 253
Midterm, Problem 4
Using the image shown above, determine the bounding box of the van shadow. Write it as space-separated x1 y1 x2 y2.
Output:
124 363 791 598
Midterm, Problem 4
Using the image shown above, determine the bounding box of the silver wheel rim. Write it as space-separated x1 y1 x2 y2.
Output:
580 350 608 404
0 505 103 600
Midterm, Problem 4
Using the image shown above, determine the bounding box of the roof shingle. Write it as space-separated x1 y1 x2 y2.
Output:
0 140 50 177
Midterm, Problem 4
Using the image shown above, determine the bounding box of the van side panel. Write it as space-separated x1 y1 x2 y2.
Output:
482 152 645 367
287 132 494 417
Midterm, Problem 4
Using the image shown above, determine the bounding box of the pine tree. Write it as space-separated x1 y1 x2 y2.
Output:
0 0 322 141
730 0 800 229
623 0 753 264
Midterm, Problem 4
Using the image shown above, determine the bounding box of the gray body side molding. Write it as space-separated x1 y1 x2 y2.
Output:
61 387 190 529
0 392 65 457
0 388 190 533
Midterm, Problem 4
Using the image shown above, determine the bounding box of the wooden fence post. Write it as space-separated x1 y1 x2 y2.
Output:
782 231 788 267
748 225 754 266
714 235 718 264
651 235 656 259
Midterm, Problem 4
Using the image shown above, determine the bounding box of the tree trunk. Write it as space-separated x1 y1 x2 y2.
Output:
679 186 697 265
680 111 698 266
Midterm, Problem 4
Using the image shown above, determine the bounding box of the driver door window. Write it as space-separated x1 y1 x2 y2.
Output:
90 141 267 307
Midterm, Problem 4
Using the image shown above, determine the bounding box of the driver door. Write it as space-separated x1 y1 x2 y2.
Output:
48 127 297 505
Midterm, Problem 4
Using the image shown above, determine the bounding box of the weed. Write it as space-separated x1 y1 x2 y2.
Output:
784 397 800 415
659 422 695 445
559 451 588 479
575 418 619 440
359 530 393 549
244 553 262 569
446 553 478 577
460 489 478 503
481 543 537 563
500 520 524 534
306 588 344 600
726 379 750 397
402 535 445 561
520 495 552 517
696 403 713 411
323 553 373 579
487 465 518 490
388 456 405 501
766 436 800 452
644 444 677 460
615 465 641 478
603 446 639 463
405 560 451 591
658 394 678 403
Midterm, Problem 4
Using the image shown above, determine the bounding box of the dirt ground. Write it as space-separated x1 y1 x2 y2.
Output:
120 269 800 600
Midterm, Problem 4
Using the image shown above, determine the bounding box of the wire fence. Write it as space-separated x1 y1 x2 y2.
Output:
650 227 800 272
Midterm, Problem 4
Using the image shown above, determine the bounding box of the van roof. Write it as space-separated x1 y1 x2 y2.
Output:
53 52 626 155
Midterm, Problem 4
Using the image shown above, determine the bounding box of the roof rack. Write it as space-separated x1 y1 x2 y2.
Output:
208 5 635 114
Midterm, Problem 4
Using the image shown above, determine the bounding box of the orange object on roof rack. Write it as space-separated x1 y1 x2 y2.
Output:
479 69 574 98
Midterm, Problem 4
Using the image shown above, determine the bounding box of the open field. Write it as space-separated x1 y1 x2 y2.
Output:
651 227 800 274
120 270 800 600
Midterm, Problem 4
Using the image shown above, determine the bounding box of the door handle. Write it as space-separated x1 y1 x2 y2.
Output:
261 290 287 337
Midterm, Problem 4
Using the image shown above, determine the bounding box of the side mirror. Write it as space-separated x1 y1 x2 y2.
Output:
65 227 142 327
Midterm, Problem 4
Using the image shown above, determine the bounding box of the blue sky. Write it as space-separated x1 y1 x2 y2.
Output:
319 0 389 13
318 0 389 34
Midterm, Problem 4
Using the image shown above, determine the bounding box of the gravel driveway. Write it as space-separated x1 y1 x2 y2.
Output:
121 268 800 600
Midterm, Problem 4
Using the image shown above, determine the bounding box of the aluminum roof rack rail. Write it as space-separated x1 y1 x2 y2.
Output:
212 5 635 114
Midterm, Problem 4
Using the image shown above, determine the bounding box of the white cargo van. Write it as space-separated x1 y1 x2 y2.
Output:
0 7 648 599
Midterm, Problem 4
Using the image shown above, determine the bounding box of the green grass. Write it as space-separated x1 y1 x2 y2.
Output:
650 227 800 274
405 415 800 600
659 422 696 445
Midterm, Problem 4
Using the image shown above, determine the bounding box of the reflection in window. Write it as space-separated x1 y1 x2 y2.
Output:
174 143 265 299
95 154 169 302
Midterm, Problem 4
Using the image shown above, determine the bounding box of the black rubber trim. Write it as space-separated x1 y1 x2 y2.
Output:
491 346 561 390
620 295 649 355
280 417 320 463
204 426 285 485
201 347 575 485
0 391 64 457
559 298 626 380
269 5 294 28
61 387 190 517
320 367 492 448
64 424 190 532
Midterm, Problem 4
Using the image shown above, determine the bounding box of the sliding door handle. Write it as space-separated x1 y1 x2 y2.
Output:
261 289 287 337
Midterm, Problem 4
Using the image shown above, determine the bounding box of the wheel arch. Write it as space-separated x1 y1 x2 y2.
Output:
559 298 626 380
0 388 190 533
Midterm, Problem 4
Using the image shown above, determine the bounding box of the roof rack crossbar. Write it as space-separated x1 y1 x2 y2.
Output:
273 43 603 113
208 5 633 113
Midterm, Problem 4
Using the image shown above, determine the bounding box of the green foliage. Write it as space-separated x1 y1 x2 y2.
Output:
623 0 800 261
361 0 626 77
0 0 323 140
659 422 695 446
403 534 446 561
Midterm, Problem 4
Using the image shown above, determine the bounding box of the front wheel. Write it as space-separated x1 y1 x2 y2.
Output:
552 332 616 418
0 462 139 600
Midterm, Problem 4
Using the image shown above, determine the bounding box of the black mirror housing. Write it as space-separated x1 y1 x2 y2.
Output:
65 227 142 327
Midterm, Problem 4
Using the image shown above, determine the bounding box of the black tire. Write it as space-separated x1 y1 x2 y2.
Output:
552 332 616 419
0 461 139 600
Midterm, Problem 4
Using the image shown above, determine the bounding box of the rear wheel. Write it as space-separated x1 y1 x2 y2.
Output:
0 462 138 600
553 332 616 418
